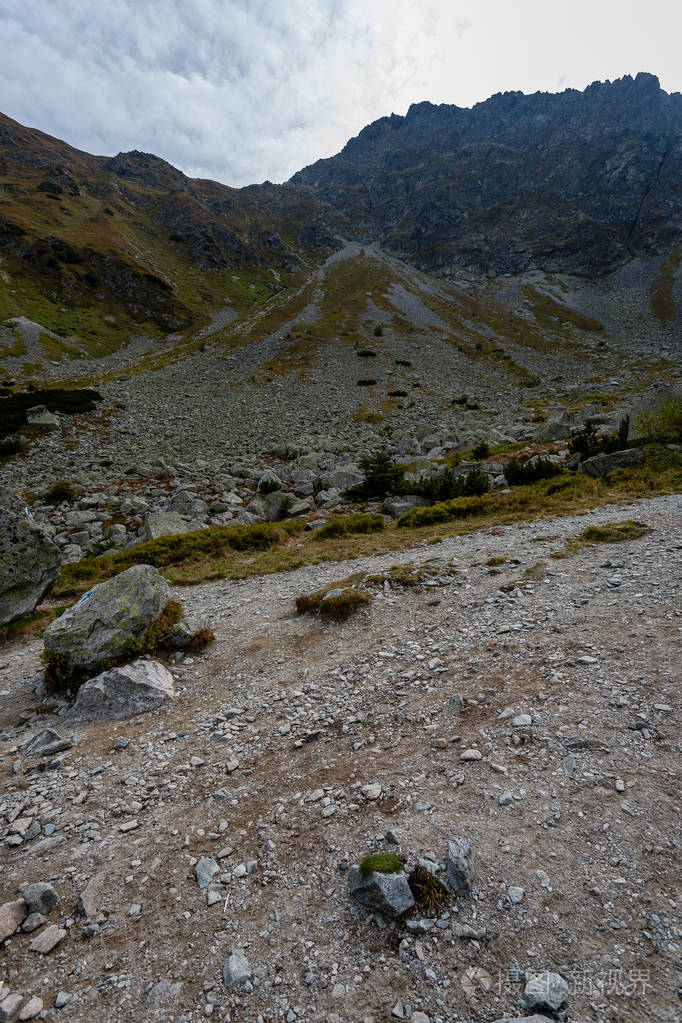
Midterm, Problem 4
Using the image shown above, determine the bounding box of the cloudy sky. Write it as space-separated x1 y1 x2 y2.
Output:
1 0 680 187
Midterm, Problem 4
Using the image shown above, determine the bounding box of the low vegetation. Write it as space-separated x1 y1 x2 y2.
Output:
580 520 649 543
295 583 372 621
408 865 448 916
347 447 490 503
634 397 682 443
504 456 561 486
359 852 404 877
41 445 680 604
313 513 385 540
568 416 630 459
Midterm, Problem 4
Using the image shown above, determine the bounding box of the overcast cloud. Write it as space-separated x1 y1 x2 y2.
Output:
1 0 680 186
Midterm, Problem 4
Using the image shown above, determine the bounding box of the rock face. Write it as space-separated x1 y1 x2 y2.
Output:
43 564 170 672
0 487 61 626
291 73 682 277
348 866 415 918
66 660 175 722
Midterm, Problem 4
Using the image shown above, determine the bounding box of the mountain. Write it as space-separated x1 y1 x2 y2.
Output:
0 110 335 346
291 72 682 277
0 73 680 390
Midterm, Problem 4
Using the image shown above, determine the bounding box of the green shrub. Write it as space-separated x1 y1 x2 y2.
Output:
472 441 490 459
411 466 491 503
504 456 561 486
43 480 76 504
634 398 682 443
398 495 490 528
347 448 406 499
357 378 377 386
373 325 384 337
0 437 22 458
568 416 630 458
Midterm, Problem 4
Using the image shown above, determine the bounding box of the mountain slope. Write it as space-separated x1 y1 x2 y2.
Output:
0 111 334 351
290 73 682 277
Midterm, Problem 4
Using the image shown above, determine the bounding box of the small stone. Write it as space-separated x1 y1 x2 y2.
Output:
0 899 27 941
411 1014 430 1023
29 924 66 953
195 857 220 890
391 1002 404 1019
362 783 382 800
499 789 514 806
508 886 525 904
512 713 532 727
0 993 23 1023
615 778 625 792
22 881 58 916
19 996 43 1020
21 912 46 933
460 748 482 761
575 655 598 666
447 837 474 892
54 992 71 1009
524 971 569 1012
222 948 252 989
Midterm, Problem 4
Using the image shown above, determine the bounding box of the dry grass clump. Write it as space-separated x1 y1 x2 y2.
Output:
580 520 649 543
296 583 372 620
408 864 449 917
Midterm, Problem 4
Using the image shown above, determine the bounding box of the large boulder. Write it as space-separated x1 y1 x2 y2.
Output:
0 487 62 626
67 660 175 722
44 564 170 673
26 404 59 429
348 866 415 918
580 447 645 477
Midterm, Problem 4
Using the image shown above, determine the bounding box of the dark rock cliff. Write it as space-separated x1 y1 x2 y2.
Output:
290 73 682 276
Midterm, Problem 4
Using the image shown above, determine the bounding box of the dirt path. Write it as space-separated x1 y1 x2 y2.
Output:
0 493 680 1023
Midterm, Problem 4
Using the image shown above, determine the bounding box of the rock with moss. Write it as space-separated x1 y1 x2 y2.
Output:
66 659 175 722
580 447 645 477
44 564 170 674
143 511 186 541
348 854 415 918
0 486 62 626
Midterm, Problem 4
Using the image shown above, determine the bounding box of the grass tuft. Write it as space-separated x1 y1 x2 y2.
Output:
359 852 403 877
580 520 649 543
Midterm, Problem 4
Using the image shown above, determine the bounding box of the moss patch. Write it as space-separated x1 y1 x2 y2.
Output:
359 852 404 877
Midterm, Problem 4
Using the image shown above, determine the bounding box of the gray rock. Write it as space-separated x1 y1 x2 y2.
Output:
22 882 58 916
28 923 66 953
383 494 426 518
147 980 183 1006
67 660 175 722
0 487 62 626
0 993 23 1023
523 971 570 1012
446 837 474 892
194 857 220 889
348 866 415 918
222 948 252 989
257 469 283 492
0 899 27 941
54 993 71 1009
22 728 64 758
21 912 46 933
580 447 645 477
18 996 42 1020
170 491 208 517
144 511 186 541
26 404 59 429
44 564 170 673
